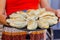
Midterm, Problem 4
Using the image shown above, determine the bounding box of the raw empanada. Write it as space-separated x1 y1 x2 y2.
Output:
47 19 58 25
37 20 49 29
10 13 26 20
6 19 15 23
10 21 27 28
39 11 55 17
27 20 37 30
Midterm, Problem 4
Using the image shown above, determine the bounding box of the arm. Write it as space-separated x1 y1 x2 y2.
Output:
0 0 8 25
40 0 57 14
0 0 6 14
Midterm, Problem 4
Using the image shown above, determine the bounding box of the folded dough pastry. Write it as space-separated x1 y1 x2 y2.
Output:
39 16 58 26
39 11 55 17
9 20 27 28
9 13 26 20
27 8 46 16
38 8 46 13
19 11 28 19
6 19 15 23
6 18 26 23
26 15 38 20
27 20 37 30
47 19 58 25
39 16 58 20
26 10 38 20
37 20 49 29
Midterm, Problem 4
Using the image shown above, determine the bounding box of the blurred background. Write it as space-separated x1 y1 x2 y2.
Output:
50 0 60 9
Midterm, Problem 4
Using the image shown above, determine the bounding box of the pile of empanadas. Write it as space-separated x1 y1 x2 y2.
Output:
6 8 58 30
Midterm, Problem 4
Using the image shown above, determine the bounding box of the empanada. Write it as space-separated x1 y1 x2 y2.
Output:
39 11 55 17
10 21 27 28
37 20 49 29
27 20 37 30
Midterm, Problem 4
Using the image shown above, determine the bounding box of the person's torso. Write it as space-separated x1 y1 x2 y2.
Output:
6 0 40 16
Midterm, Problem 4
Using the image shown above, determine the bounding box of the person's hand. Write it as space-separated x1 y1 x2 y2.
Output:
56 9 60 22
0 14 8 26
56 9 60 17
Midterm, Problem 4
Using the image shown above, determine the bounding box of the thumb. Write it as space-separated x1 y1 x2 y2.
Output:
59 18 60 22
57 10 60 17
3 22 9 26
